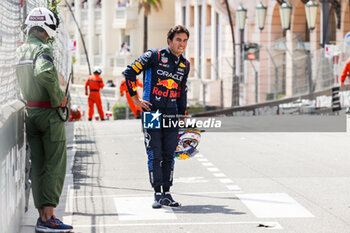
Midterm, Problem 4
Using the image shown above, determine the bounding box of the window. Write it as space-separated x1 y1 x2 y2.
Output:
215 13 219 59
190 57 195 77
215 13 220 79
182 6 186 25
94 34 100 55
198 5 202 78
206 58 211 79
328 7 336 44
190 6 194 26
206 5 211 26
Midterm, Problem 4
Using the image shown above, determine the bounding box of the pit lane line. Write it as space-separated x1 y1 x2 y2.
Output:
73 221 282 229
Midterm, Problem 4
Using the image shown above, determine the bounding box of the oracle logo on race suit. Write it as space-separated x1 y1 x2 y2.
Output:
156 69 183 81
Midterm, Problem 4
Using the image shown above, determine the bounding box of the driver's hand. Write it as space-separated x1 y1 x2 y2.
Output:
134 98 152 111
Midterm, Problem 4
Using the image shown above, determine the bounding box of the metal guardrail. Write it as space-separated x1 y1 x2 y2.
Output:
193 86 343 117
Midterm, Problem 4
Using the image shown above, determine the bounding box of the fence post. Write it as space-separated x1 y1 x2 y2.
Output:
307 54 313 93
249 60 259 103
293 63 297 95
255 70 258 103
264 46 279 100
296 34 313 94
220 79 224 109
274 67 279 100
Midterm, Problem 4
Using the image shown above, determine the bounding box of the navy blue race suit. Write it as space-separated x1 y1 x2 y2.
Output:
123 47 190 188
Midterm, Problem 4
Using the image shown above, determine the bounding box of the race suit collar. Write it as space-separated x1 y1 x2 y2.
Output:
166 47 184 63
27 32 48 44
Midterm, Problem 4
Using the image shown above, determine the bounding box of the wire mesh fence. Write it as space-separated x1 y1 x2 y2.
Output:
52 16 72 80
27 0 47 9
0 0 71 107
0 0 21 106
256 35 350 102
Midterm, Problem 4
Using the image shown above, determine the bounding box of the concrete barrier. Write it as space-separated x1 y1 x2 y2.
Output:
0 100 26 233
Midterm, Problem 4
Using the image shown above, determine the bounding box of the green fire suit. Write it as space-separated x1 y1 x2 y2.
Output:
16 32 66 209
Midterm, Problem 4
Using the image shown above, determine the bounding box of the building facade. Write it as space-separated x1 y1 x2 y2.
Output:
60 0 175 86
176 0 350 107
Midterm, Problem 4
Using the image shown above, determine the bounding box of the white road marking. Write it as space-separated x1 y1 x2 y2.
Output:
197 158 208 162
74 221 283 229
213 173 226 177
226 185 241 192
195 154 204 158
198 154 242 192
71 191 237 199
65 185 74 212
219 178 234 184
63 185 74 225
63 124 77 225
173 176 209 183
236 193 314 218
207 167 220 172
114 197 176 221
202 162 214 167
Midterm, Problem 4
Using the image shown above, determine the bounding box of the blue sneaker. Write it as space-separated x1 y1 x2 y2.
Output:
152 192 163 209
35 216 73 232
161 192 181 207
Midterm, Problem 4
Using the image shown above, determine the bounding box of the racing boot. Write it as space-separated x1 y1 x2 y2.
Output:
161 192 181 207
152 192 163 209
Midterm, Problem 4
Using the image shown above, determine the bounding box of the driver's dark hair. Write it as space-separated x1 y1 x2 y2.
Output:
167 25 189 41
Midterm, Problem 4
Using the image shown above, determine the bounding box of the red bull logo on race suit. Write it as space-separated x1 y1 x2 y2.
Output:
157 78 178 90
152 79 178 98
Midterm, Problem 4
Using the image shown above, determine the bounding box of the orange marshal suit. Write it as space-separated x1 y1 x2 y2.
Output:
120 78 143 118
85 73 105 120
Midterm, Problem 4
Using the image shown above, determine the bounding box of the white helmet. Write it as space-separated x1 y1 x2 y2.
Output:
175 129 201 160
71 105 78 112
93 67 102 75
25 7 60 38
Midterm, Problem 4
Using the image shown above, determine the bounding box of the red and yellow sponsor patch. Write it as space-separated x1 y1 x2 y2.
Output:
135 61 143 70
179 62 186 68
132 64 140 73
128 80 138 92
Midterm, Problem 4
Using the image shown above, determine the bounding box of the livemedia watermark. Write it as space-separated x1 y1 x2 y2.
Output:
142 110 346 132
143 110 222 130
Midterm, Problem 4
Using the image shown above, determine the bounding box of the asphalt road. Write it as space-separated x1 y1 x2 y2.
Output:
63 119 350 233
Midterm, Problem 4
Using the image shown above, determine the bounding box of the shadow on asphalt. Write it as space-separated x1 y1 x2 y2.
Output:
72 212 119 217
170 205 246 215
74 151 95 157
176 193 239 200
74 140 95 144
80 185 153 193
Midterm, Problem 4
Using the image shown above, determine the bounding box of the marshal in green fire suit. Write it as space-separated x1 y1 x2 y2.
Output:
16 32 67 209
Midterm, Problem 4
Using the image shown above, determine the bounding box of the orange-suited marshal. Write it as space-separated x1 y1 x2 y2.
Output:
85 67 105 121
